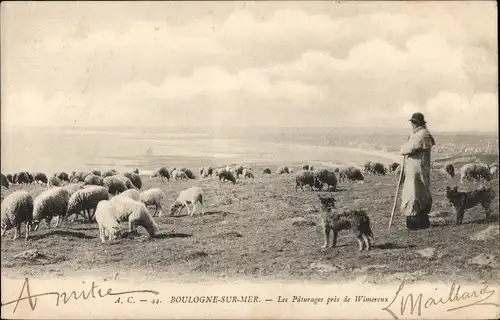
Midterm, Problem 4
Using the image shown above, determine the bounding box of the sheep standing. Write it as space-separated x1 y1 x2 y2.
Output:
116 189 141 201
1 190 34 240
313 169 337 191
140 188 164 217
84 174 104 186
263 168 271 175
101 169 118 178
388 162 400 173
339 167 364 183
95 200 122 243
173 170 189 181
180 168 196 179
47 176 61 187
54 172 70 182
123 172 142 189
295 170 321 191
460 163 492 183
70 171 90 183
32 172 48 184
109 197 159 237
67 186 110 221
242 168 254 179
1 173 9 188
170 187 205 216
276 166 291 174
31 187 71 231
201 166 213 178
103 176 128 195
90 169 101 176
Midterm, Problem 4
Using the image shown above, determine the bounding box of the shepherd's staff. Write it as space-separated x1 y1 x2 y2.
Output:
388 156 406 230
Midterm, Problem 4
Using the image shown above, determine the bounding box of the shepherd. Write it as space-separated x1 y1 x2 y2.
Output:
399 112 436 230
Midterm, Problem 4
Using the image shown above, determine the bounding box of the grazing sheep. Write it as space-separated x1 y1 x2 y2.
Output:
302 164 314 171
201 166 213 178
180 168 196 179
117 189 141 201
31 187 71 231
47 176 61 187
338 167 364 183
173 170 189 181
67 186 110 221
170 186 204 216
313 169 337 191
364 161 386 175
133 168 139 174
62 183 85 196
1 191 34 240
15 172 30 184
27 172 34 184
6 174 14 184
94 200 122 243
140 188 164 217
214 168 225 177
276 166 291 174
101 169 118 178
103 176 128 195
123 172 142 189
460 163 492 183
242 168 254 179
70 171 91 183
234 166 245 178
295 170 321 191
54 172 70 182
218 169 236 184
90 169 101 176
84 174 104 186
32 172 48 184
388 162 400 173
263 168 271 175
1 173 9 188
445 164 455 178
152 167 170 181
108 197 159 237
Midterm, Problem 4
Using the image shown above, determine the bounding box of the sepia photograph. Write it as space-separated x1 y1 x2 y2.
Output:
1 1 499 319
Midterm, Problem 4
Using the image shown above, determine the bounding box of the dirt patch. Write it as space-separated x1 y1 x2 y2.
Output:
470 225 499 241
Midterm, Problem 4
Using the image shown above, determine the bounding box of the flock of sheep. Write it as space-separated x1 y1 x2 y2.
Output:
1 158 498 243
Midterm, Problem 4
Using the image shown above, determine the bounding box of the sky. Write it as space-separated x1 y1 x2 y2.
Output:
1 1 498 132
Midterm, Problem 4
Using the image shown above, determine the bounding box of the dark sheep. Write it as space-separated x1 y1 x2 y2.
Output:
1 174 9 188
295 170 321 191
15 172 30 184
180 168 196 179
84 174 104 186
276 166 291 174
33 172 48 184
313 169 337 191
218 170 236 184
263 168 272 175
55 172 70 182
445 164 455 178
101 169 118 178
123 172 142 189
339 167 364 183
388 162 400 173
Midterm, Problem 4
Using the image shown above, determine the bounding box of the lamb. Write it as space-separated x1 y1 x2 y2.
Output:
31 187 71 231
108 196 159 237
1 173 9 188
445 164 455 178
103 175 128 195
123 172 142 189
33 172 48 184
263 168 271 175
84 174 104 186
67 186 110 221
170 186 204 216
54 172 70 182
116 189 141 201
295 170 321 191
318 196 373 251
94 200 123 243
242 168 254 179
460 163 491 183
276 166 291 174
180 168 196 179
313 169 337 191
47 176 61 187
140 188 164 217
218 169 236 184
1 190 34 240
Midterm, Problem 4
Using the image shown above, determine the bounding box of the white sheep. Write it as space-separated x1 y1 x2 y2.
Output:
1 190 34 240
67 186 110 221
109 196 159 237
116 189 141 201
139 188 164 217
32 187 71 231
170 186 205 216
95 200 122 243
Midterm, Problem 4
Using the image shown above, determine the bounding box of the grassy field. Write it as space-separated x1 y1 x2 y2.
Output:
1 162 499 284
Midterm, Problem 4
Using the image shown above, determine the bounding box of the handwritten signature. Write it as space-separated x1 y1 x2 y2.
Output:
1 277 160 314
382 280 500 320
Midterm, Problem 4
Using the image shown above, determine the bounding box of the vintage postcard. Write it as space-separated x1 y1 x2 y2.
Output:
1 1 499 319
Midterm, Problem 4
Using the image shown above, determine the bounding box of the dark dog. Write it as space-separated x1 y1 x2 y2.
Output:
445 185 495 225
318 196 374 251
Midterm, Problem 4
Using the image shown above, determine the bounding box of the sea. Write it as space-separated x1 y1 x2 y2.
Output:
1 126 497 175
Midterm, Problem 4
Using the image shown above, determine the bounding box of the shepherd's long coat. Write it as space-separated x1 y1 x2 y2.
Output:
399 126 436 217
